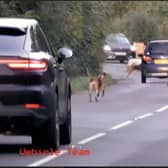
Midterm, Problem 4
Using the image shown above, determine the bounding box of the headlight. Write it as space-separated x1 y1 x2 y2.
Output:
103 45 111 52
130 45 136 51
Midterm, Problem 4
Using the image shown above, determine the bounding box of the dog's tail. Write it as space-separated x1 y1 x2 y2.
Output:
86 67 92 79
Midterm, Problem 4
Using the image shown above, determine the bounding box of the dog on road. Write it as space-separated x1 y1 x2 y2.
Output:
88 72 106 102
126 58 142 78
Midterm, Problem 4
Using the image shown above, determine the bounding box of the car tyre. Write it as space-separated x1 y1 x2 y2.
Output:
141 71 146 83
32 93 60 150
59 91 71 145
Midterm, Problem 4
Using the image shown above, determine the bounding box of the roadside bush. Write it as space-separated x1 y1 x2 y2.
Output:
38 1 105 77
111 11 159 44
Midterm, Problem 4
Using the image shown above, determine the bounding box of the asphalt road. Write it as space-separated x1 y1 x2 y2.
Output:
1 61 168 166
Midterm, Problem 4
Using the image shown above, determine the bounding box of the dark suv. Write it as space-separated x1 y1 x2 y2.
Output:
141 40 168 83
0 18 72 149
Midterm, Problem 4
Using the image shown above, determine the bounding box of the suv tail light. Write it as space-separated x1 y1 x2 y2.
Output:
143 56 153 63
0 59 47 70
24 104 43 109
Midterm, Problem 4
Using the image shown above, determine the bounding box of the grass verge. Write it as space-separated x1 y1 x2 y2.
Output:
71 73 117 94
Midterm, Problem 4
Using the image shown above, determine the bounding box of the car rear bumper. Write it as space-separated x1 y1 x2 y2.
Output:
106 55 128 61
106 50 131 61
0 84 56 134
0 84 52 105
0 105 47 119
0 105 48 133
142 64 168 77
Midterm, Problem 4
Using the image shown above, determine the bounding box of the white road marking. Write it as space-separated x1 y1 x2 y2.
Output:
77 133 106 145
109 120 134 130
27 132 107 167
134 113 153 120
27 150 67 167
155 105 168 113
27 145 76 167
27 105 168 166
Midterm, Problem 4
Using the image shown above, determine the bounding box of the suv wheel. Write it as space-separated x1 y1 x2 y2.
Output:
60 92 71 145
120 60 124 63
32 93 60 150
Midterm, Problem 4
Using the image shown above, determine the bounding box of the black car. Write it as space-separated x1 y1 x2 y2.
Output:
103 33 134 63
0 18 72 149
141 40 168 83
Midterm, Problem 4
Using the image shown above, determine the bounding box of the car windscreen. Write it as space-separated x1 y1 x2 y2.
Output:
105 34 130 48
115 36 130 44
147 42 168 55
0 27 26 51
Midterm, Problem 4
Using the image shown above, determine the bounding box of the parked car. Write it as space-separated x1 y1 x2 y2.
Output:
0 18 72 149
141 40 168 83
103 33 135 63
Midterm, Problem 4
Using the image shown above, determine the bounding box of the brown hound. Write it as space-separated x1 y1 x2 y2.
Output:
88 72 106 102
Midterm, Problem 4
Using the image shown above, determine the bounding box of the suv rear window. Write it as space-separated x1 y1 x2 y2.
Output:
0 27 26 51
146 42 168 55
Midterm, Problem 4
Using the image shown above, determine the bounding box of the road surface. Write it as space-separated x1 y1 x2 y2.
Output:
1 62 168 166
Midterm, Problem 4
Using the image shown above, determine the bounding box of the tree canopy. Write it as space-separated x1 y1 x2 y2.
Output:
0 1 167 76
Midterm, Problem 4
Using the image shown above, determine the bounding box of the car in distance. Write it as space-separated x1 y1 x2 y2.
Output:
0 18 72 150
103 33 135 63
141 40 168 83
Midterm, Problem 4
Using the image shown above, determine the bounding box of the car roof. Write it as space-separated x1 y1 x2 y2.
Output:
150 40 168 43
0 18 38 29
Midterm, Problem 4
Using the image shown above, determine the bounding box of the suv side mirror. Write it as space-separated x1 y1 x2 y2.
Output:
57 47 73 63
